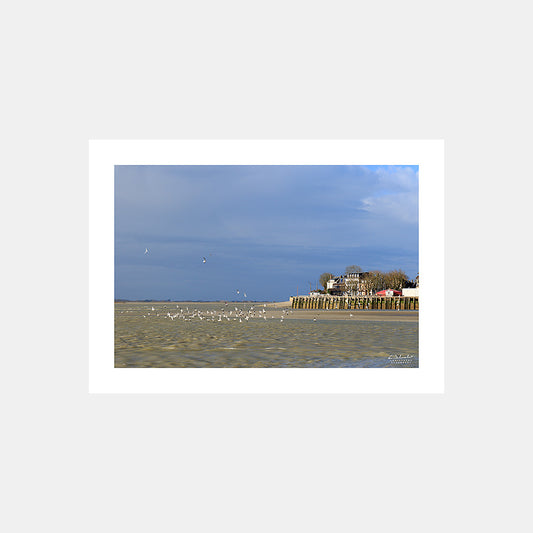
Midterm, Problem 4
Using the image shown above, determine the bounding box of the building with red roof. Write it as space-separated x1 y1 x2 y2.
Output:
376 289 402 296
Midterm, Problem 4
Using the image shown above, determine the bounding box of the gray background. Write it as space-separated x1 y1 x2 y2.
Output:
2 1 530 532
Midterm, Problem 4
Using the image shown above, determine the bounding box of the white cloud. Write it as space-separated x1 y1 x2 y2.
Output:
360 191 418 224
375 166 419 192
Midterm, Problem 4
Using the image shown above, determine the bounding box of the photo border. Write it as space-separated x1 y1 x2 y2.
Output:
89 140 444 393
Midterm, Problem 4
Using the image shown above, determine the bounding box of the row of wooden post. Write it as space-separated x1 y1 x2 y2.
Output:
290 296 419 310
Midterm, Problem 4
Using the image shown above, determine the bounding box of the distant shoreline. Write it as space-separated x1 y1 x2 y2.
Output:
284 309 418 322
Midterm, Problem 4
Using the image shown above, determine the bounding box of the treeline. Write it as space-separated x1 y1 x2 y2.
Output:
318 265 418 294
363 269 415 292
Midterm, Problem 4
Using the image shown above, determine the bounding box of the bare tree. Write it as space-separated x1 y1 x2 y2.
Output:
345 264 363 275
365 270 386 294
319 272 334 291
383 269 408 290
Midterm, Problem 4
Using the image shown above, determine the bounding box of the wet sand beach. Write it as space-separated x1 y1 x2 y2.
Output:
264 301 418 322
273 309 418 322
115 301 419 367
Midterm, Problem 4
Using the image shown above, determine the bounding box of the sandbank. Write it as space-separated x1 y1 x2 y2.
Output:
264 303 418 322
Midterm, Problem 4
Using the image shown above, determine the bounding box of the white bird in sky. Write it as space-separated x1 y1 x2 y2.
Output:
202 257 207 263
144 248 149 255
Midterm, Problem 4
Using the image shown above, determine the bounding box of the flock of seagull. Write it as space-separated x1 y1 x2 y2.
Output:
122 304 366 324
167 305 291 323
124 304 296 323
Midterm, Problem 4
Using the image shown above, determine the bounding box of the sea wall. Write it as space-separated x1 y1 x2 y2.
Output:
290 295 419 310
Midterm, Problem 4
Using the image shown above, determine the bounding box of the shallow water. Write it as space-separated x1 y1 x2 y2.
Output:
115 302 418 368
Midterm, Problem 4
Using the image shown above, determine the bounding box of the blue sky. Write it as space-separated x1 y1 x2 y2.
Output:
115 165 418 301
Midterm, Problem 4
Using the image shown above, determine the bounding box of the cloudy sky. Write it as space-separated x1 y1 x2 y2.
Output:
115 165 418 301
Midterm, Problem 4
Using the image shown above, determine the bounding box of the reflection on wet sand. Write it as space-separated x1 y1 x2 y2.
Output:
115 302 418 368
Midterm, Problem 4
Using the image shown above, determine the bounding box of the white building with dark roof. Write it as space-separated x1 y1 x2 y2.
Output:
327 272 370 296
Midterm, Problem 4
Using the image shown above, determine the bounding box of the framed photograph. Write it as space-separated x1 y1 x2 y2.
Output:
89 140 444 393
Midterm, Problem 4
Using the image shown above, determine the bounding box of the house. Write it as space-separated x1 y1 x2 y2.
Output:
402 288 419 297
344 272 370 296
326 276 345 295
327 272 370 296
376 289 402 296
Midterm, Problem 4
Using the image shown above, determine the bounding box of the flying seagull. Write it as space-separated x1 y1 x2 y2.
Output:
144 248 149 255
202 257 207 263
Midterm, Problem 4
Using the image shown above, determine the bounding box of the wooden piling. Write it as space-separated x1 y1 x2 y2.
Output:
290 295 419 311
